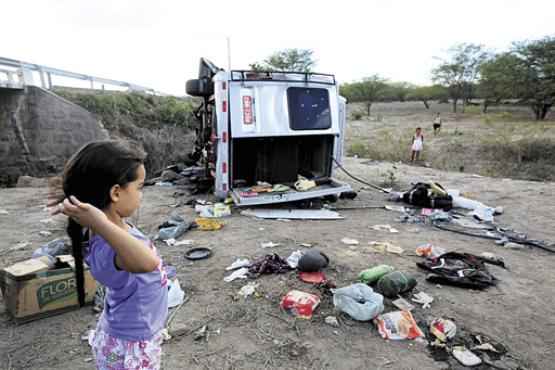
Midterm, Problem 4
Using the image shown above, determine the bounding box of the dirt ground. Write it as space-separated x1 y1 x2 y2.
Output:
1 158 554 370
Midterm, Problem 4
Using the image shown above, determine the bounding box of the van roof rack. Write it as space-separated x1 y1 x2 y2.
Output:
230 70 336 85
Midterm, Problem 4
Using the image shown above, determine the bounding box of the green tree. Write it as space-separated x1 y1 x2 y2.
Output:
340 75 388 116
383 81 415 102
478 53 520 113
432 43 490 113
250 48 316 72
407 85 448 109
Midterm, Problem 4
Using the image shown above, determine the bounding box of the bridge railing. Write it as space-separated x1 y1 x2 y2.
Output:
0 56 163 95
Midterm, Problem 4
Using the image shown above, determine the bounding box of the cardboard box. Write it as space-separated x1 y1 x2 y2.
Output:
0 255 96 323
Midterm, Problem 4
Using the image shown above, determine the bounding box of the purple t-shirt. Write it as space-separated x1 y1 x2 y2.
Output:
85 226 168 341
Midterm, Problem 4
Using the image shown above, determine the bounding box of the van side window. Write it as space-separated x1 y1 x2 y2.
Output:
287 87 331 130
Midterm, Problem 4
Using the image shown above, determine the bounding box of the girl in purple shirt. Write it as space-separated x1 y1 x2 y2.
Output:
51 141 168 370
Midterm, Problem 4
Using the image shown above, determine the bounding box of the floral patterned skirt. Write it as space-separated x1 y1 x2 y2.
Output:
89 327 163 370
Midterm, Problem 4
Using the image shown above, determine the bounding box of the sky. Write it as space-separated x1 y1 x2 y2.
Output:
2 0 554 96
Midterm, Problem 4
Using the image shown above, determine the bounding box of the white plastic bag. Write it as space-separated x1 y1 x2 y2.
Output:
332 283 384 321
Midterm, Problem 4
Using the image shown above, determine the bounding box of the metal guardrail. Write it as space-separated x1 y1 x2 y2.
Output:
0 56 163 95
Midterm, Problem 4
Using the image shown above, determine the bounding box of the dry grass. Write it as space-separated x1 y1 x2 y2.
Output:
346 102 555 181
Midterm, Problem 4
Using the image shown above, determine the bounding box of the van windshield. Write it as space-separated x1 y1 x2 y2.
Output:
287 87 331 130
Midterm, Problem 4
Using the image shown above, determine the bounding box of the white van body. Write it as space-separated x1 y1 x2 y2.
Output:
189 65 351 206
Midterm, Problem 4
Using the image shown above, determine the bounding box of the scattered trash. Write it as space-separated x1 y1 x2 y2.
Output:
503 242 525 250
165 239 194 247
392 297 415 311
369 241 404 255
167 279 186 308
374 311 425 340
297 249 329 272
38 231 52 237
195 203 231 218
0 209 9 215
157 215 193 240
371 224 399 233
417 252 505 289
376 271 417 298
249 254 292 275
39 217 55 225
238 282 258 298
412 292 434 309
359 265 395 284
299 243 313 248
415 243 446 258
449 190 496 223
294 176 317 192
430 210 450 222
384 205 406 213
341 237 359 245
193 325 208 341
280 290 320 319
421 208 433 216
452 346 482 367
226 258 251 271
286 250 304 268
299 271 326 284
241 208 343 220
194 217 223 231
430 318 457 342
325 316 339 327
224 267 250 282
480 252 505 265
184 247 212 260
332 283 384 321
260 241 281 249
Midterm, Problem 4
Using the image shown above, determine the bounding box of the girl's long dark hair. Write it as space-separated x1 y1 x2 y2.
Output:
62 140 146 306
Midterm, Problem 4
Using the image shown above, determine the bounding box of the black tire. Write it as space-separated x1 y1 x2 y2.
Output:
186 78 213 97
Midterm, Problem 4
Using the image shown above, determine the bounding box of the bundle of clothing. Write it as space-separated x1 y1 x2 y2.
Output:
416 252 505 289
402 182 453 210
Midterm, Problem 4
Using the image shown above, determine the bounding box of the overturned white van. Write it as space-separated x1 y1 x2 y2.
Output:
186 58 351 206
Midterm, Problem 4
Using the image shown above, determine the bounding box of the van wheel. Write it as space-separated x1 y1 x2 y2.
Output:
186 78 214 97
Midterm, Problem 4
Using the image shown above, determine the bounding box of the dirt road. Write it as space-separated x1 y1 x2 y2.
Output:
1 158 554 369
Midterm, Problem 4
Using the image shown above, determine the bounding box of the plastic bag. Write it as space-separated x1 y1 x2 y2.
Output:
332 283 384 321
374 310 424 340
32 238 69 267
167 279 185 308
280 290 320 319
358 265 394 284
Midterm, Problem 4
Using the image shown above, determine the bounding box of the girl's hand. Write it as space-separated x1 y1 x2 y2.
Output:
52 196 108 229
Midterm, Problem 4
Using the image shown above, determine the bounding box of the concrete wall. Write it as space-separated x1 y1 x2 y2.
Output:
0 86 108 186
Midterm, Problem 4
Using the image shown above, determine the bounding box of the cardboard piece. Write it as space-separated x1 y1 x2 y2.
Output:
0 255 96 323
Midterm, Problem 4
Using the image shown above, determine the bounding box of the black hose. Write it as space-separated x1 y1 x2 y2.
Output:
331 157 390 193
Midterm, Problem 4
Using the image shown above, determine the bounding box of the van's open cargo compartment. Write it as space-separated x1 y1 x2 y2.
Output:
230 135 351 206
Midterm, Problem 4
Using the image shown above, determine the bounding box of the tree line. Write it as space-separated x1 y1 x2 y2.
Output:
252 36 555 120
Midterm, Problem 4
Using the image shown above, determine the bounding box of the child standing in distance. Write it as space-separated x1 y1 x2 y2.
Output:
433 112 442 135
410 127 424 162
51 141 167 370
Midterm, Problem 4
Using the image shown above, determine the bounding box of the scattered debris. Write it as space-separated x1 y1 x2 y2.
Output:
194 217 223 231
299 271 326 284
184 247 212 260
260 241 281 249
238 282 258 298
157 215 193 240
297 249 329 272
341 237 359 245
280 290 320 319
241 208 343 220
359 265 395 284
412 292 434 309
452 346 482 367
376 271 417 298
370 224 399 233
430 318 457 342
503 242 525 250
224 267 250 282
325 316 339 327
195 203 231 218
417 252 505 289
167 279 186 308
38 231 52 237
415 244 446 258
369 241 404 255
0 209 9 215
193 325 208 341
332 283 384 321
249 254 292 275
286 250 304 268
226 258 251 271
165 238 194 247
392 297 415 311
384 205 406 213
374 311 425 340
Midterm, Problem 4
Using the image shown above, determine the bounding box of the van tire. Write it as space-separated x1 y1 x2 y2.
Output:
186 78 213 97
